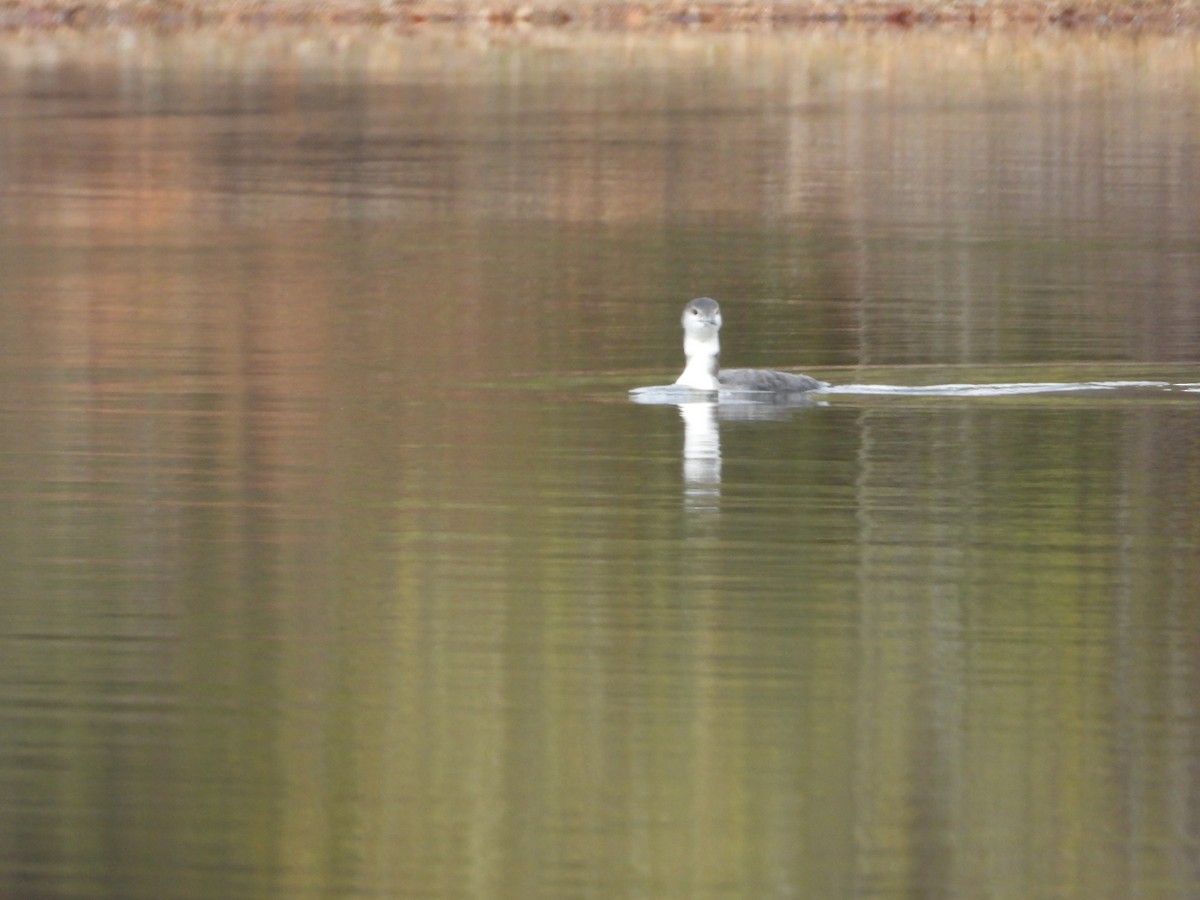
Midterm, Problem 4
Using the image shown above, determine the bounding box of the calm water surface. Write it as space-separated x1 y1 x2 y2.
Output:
1 27 1199 900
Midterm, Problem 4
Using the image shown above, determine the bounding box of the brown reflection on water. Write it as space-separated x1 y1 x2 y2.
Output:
0 25 1199 900
3 29 1196 226
4 28 1197 375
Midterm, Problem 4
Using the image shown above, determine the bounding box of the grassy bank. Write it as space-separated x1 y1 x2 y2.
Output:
1 0 1196 32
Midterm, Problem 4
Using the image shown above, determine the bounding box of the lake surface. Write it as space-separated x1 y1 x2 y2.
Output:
1 26 1198 900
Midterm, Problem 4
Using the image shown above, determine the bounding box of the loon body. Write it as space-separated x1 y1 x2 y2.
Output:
674 297 825 394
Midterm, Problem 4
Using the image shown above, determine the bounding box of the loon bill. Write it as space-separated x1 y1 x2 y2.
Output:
674 297 825 393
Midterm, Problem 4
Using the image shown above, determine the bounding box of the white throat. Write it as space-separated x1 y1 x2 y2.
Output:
675 331 721 391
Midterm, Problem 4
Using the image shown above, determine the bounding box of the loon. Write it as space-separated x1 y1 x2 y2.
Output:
674 297 826 393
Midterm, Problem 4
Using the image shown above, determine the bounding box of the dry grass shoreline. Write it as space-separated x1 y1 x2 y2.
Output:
0 0 1196 32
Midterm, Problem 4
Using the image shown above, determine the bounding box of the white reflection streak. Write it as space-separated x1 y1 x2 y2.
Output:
822 380 1176 397
679 400 721 511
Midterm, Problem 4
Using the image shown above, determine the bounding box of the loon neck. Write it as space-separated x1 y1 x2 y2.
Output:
676 333 721 391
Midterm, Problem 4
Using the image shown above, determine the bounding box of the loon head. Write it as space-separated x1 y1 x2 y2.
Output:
681 296 723 340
